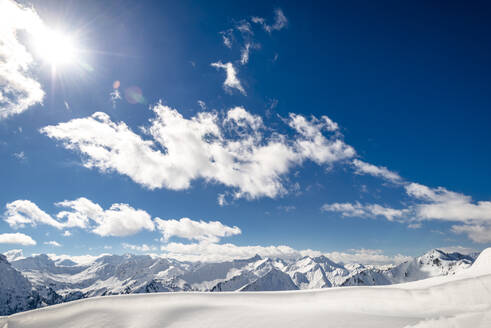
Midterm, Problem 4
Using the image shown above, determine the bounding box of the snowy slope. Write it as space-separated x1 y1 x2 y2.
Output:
1 248 491 328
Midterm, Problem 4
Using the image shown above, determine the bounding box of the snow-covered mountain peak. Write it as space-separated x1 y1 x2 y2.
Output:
240 267 299 291
1 248 483 316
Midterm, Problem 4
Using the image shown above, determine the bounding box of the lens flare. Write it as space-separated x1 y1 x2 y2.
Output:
125 86 145 104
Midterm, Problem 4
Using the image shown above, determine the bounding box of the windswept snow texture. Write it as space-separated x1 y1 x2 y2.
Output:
1 248 491 328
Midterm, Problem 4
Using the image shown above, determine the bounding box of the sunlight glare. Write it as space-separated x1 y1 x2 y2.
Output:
34 28 77 67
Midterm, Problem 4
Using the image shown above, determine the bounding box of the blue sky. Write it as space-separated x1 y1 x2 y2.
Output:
0 0 490 264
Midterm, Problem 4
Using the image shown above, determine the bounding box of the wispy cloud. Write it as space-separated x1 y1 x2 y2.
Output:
219 28 234 48
323 175 491 243
252 9 288 33
122 243 157 252
197 100 206 110
13 151 27 161
278 205 296 212
352 159 402 183
324 249 411 265
110 89 121 108
240 43 259 65
211 61 246 95
44 240 61 247
322 202 407 221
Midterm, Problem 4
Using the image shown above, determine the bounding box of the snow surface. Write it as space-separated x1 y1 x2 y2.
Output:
1 248 491 328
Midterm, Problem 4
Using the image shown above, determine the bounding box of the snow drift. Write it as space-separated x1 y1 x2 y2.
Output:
1 248 491 328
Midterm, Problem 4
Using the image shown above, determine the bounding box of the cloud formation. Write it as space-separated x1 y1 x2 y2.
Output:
122 243 157 252
4 198 155 237
323 180 491 243
0 0 45 119
352 159 402 183
451 225 491 243
322 202 406 221
252 9 288 33
155 217 241 243
41 104 354 199
160 242 319 262
324 249 411 265
211 61 246 95
0 233 36 246
44 240 61 247
5 200 64 229
56 198 155 237
159 241 408 264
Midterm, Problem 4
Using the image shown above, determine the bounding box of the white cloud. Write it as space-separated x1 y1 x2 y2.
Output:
236 21 253 36
155 217 241 243
219 29 233 48
44 240 61 247
324 249 411 265
160 242 319 262
352 159 402 183
451 224 491 243
211 61 245 95
224 106 263 131
13 151 26 161
122 243 157 252
252 9 288 33
4 200 64 229
408 223 422 229
160 242 407 265
197 100 206 110
62 230 72 237
320 167 491 240
41 104 354 199
321 202 406 221
278 205 296 212
0 0 45 119
0 233 36 246
405 183 491 223
240 43 250 65
217 193 228 207
239 43 259 65
5 198 154 237
110 89 121 108
3 249 25 261
56 197 155 237
288 113 353 165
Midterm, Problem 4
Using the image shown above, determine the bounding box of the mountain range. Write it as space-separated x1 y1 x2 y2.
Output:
0 248 478 315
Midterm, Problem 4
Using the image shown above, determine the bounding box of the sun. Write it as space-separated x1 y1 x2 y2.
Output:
34 28 77 67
